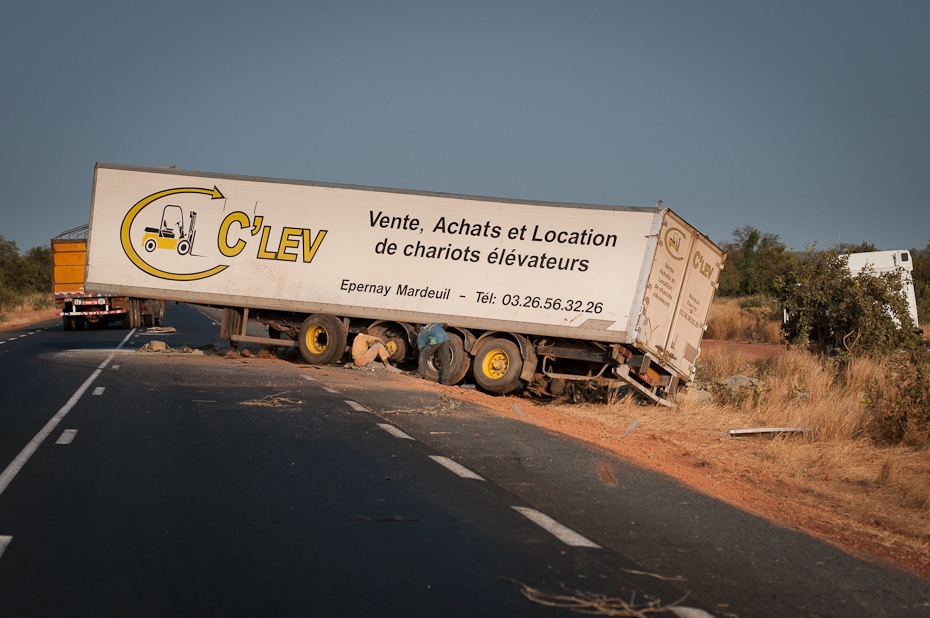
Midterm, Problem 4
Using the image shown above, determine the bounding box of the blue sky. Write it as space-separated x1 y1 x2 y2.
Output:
2 1 928 254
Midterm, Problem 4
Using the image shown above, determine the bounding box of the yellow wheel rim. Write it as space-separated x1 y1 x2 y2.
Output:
481 349 509 379
305 325 328 354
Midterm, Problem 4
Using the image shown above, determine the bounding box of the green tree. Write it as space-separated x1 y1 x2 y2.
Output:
717 225 797 297
833 241 878 254
0 236 53 312
24 245 52 293
776 248 917 355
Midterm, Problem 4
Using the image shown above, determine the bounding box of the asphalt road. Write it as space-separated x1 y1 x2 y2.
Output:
0 305 712 617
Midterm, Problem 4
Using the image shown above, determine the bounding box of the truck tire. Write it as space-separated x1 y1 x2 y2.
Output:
128 299 142 329
142 300 156 328
298 314 347 365
154 300 164 326
421 333 468 385
120 310 131 329
472 337 523 394
368 324 408 363
63 316 80 331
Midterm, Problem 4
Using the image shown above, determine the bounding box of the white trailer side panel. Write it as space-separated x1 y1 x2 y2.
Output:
86 165 660 342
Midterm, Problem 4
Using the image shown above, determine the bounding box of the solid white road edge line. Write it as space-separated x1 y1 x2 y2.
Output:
429 455 485 480
0 536 11 559
377 423 414 440
65 349 136 354
0 329 134 497
512 506 601 548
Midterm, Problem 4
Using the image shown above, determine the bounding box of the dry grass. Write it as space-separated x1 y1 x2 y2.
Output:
0 293 56 331
705 297 783 343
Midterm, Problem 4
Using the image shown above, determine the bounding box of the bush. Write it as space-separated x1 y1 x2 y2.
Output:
31 294 53 311
912 242 930 327
0 236 52 313
864 345 930 444
776 248 918 356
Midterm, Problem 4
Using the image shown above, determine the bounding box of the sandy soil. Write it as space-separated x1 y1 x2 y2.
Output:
0 309 57 332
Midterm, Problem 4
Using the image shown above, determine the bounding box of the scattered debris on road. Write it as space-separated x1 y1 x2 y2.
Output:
505 578 692 617
240 392 304 407
142 326 177 334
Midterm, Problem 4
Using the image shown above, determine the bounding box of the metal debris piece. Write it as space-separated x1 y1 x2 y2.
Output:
727 427 810 439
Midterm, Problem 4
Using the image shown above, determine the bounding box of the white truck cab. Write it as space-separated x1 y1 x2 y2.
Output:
845 250 919 329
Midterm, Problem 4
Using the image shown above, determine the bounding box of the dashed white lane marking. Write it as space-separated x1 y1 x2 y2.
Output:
377 423 414 440
429 456 484 480
112 365 120 370
322 387 339 394
512 506 601 548
301 375 316 381
0 329 134 497
345 400 368 412
0 536 11 559
56 430 78 445
0 358 110 495
669 608 717 618
92 387 105 396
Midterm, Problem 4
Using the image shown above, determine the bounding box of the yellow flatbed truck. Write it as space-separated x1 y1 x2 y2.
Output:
53 225 163 330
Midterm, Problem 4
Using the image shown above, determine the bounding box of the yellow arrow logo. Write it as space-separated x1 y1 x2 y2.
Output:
120 186 228 281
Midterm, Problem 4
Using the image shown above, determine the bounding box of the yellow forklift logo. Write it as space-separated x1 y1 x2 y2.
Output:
120 186 228 281
142 204 197 255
